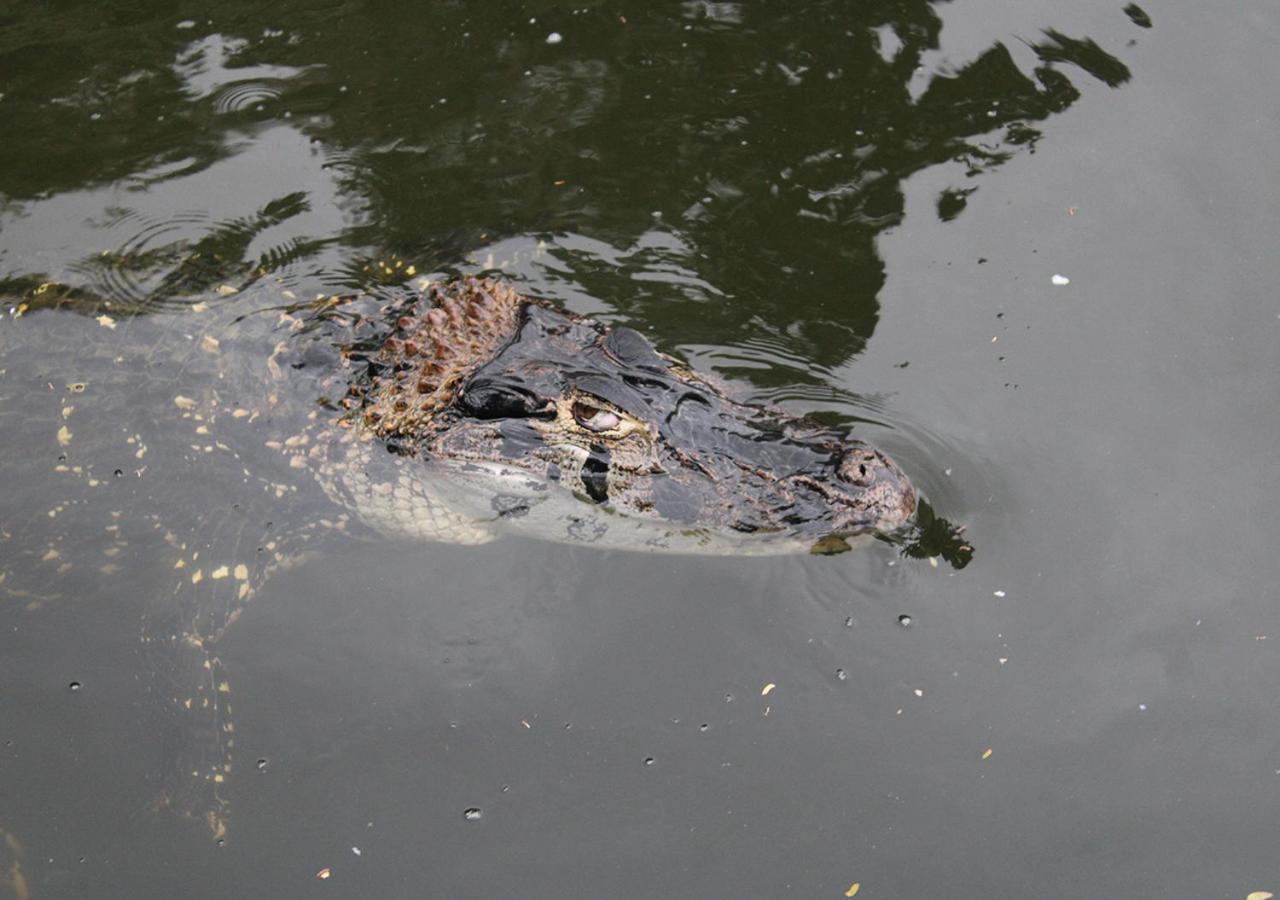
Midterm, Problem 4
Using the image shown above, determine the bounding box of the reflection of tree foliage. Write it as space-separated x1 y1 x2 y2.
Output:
0 0 1135 365
897 499 975 569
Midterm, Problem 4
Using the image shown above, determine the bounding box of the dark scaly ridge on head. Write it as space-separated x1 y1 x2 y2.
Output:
360 275 525 440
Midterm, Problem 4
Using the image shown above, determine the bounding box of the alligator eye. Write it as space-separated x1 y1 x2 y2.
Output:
572 401 621 432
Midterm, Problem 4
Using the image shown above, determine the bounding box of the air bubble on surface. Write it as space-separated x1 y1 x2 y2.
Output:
463 807 482 821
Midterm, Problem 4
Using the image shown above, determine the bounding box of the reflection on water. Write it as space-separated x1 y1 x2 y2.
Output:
0 0 1147 895
2 1 1133 366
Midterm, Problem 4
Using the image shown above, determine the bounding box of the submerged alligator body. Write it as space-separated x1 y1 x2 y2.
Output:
0 274 946 840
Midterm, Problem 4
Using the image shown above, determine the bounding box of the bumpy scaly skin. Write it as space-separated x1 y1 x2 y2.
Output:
302 276 916 552
360 278 524 438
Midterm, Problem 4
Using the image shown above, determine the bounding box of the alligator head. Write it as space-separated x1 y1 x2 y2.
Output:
349 277 916 554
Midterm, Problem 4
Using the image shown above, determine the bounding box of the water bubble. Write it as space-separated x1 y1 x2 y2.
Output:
835 669 848 681
698 723 709 732
546 32 563 44
844 616 855 628
68 681 82 692
256 758 268 772
897 614 913 627
463 807 483 821
644 757 655 766
500 784 510 793
113 469 124 477
724 693 734 703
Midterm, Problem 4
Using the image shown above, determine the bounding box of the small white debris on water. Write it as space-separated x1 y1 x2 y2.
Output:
1051 274 1070 286
177 20 196 28
913 689 924 697
352 847 362 856
546 32 563 44
993 590 1006 598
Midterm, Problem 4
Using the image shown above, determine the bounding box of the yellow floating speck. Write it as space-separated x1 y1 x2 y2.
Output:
233 564 249 581
57 425 72 447
210 565 229 580
95 314 117 329
191 569 203 585
982 747 993 760
845 884 861 897
761 682 776 696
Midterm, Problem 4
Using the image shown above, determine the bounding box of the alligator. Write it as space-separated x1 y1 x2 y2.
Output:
0 272 963 841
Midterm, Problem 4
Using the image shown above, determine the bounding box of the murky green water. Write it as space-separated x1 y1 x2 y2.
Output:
3 1 1279 896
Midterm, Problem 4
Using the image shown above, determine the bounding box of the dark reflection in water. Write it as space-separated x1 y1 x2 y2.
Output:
1 0 1130 367
0 1 1154 896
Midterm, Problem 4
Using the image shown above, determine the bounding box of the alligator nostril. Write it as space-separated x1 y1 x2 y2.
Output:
838 447 880 487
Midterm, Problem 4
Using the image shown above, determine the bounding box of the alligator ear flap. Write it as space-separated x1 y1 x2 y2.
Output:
602 327 669 372
458 379 552 420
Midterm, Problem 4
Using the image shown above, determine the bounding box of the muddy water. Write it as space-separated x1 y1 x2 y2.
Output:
2 1 1279 896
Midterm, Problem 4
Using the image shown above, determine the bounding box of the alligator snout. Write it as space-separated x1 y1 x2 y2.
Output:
832 443 917 532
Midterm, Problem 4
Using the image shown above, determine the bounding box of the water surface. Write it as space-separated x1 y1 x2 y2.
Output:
2 1 1279 896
